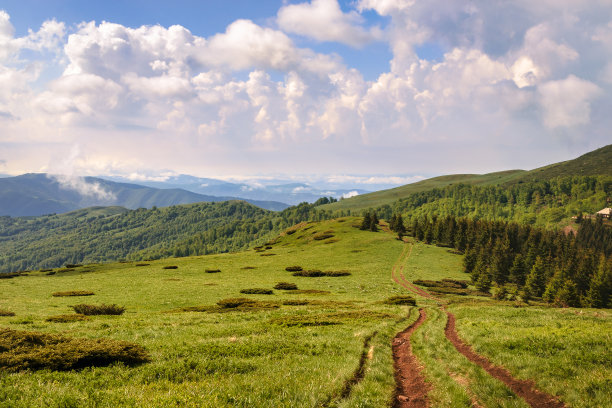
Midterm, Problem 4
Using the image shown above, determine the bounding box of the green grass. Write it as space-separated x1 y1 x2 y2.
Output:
0 216 609 407
450 301 612 408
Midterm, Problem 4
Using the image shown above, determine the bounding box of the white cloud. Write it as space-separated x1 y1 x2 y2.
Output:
342 190 360 198
50 174 116 200
278 0 381 47
538 75 602 128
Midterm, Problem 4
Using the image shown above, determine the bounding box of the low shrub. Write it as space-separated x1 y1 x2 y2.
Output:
313 233 335 241
240 288 274 295
383 295 416 306
52 291 95 297
0 273 20 279
270 316 340 327
65 264 83 268
285 266 303 272
39 269 53 272
46 271 56 276
274 282 298 290
0 310 15 317
241 266 256 270
0 328 149 371
135 263 150 267
324 238 340 244
260 253 276 256
162 266 178 270
216 298 278 310
441 278 470 289
71 304 125 316
45 314 89 323
428 287 468 296
292 270 351 277
205 268 221 273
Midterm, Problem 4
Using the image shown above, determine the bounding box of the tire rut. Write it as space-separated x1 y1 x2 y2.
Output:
392 308 430 408
444 310 566 408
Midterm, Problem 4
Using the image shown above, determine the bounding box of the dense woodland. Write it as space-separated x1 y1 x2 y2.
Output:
0 201 335 273
374 176 611 226
407 214 612 308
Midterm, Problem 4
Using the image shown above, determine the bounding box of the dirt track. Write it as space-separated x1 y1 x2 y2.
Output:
390 241 566 408
392 309 430 408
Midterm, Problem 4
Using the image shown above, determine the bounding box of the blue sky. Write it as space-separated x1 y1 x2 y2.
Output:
0 0 610 188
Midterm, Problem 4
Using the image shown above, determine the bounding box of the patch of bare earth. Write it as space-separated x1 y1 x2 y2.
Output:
444 311 566 408
392 308 430 408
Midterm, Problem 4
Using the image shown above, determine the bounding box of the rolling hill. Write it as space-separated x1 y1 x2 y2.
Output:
326 144 612 211
0 174 289 216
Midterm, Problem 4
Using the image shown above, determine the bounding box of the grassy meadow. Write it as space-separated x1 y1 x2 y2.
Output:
0 217 610 407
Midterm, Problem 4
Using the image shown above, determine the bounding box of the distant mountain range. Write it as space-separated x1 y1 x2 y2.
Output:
0 174 290 216
101 174 370 205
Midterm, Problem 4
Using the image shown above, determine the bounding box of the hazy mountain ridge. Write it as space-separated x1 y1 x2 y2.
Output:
0 174 289 216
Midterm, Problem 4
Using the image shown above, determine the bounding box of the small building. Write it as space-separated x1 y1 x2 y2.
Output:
597 208 612 219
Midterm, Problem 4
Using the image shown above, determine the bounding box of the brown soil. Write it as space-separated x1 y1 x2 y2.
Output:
392 308 430 408
444 310 566 408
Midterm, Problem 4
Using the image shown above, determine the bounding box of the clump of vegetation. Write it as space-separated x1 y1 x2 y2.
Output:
285 266 303 272
0 272 20 279
260 253 276 256
383 295 416 306
240 288 274 295
313 232 335 241
45 314 89 323
274 282 298 290
241 266 256 270
0 309 16 317
52 291 95 297
282 300 310 306
290 289 330 295
65 264 83 268
292 270 351 277
205 268 221 273
39 268 53 272
162 266 178 270
270 316 340 327
215 298 278 311
46 271 56 276
0 328 149 371
135 263 150 267
71 304 125 316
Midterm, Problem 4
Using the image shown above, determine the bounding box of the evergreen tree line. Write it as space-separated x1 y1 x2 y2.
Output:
360 211 379 231
373 175 611 226
409 215 612 308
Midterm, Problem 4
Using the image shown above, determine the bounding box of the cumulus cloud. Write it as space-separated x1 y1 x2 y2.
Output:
0 2 611 178
278 0 382 47
538 75 602 128
342 190 360 198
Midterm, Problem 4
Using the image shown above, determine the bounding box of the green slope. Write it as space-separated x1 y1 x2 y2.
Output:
326 144 611 212
325 170 525 211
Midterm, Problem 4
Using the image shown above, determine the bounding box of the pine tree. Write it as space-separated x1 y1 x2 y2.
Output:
395 214 406 235
509 254 527 286
524 256 547 298
555 280 580 308
585 256 611 308
360 212 371 230
370 212 379 232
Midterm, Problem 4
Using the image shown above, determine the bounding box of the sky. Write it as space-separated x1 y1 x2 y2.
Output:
0 0 611 188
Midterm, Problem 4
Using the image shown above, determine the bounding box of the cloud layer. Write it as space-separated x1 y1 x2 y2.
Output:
0 0 611 179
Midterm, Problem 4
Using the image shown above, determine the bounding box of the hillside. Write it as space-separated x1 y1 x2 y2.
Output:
0 218 608 407
0 174 289 216
0 201 329 273
326 144 611 212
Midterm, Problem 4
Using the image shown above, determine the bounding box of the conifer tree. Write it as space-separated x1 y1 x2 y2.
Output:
524 256 547 298
360 212 371 230
585 256 611 308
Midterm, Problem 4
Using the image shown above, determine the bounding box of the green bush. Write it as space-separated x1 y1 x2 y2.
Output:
313 233 334 241
383 295 416 305
285 266 303 272
0 309 15 317
52 291 95 297
71 304 125 315
162 266 178 270
215 298 278 310
46 314 89 323
292 270 351 277
135 263 150 267
240 288 274 295
274 282 298 290
0 328 149 371
65 264 83 268
282 300 310 305
205 268 221 273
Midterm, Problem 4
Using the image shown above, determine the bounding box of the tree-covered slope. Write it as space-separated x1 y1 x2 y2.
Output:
0 201 331 273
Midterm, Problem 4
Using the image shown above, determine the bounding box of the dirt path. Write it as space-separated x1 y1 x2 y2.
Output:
444 311 566 408
391 241 566 408
392 308 430 408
